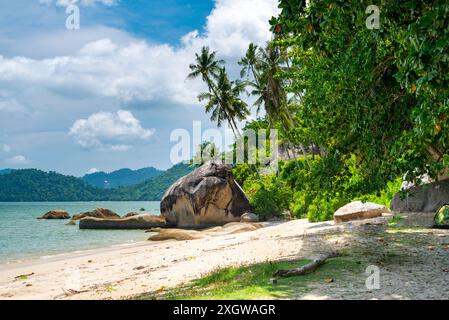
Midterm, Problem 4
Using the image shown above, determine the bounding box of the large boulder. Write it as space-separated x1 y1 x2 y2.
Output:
79 214 168 230
334 201 390 224
160 161 252 227
391 180 449 213
38 210 70 220
72 208 120 221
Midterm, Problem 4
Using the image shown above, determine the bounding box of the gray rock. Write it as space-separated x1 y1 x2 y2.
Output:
72 208 120 221
334 201 389 224
79 214 168 230
160 161 252 227
38 210 70 220
240 212 259 223
391 180 449 213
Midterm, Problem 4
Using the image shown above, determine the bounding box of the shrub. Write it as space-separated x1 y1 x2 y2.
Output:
243 175 291 220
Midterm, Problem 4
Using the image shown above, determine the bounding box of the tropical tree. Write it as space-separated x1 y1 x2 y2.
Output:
187 46 223 92
272 0 449 185
197 67 250 137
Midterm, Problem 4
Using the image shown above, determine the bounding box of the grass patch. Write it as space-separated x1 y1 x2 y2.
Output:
387 213 402 228
138 256 363 300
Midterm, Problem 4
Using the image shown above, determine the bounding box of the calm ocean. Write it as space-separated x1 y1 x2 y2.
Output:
0 201 160 264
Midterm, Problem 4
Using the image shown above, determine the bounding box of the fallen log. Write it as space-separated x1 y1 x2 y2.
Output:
273 252 339 278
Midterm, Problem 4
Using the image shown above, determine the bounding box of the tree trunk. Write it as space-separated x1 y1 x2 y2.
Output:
273 252 339 278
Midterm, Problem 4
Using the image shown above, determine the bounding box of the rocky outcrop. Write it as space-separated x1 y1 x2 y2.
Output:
148 229 204 241
38 210 70 220
123 212 139 218
334 201 390 224
66 221 77 226
79 214 168 230
72 208 120 221
160 161 252 227
148 222 263 241
391 180 449 213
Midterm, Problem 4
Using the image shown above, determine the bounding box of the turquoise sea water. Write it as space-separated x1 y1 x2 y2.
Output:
0 202 160 264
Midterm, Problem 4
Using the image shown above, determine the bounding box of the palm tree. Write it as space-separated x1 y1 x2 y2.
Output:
240 42 291 129
198 67 249 137
240 42 310 168
187 46 224 93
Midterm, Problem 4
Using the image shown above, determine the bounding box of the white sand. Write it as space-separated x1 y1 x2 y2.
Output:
1 215 447 300
0 219 340 300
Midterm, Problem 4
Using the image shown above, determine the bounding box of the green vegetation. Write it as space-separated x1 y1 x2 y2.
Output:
140 256 363 300
0 163 194 202
236 156 402 221
190 0 447 222
0 169 103 202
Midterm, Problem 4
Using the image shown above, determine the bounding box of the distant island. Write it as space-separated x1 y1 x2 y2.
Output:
0 163 194 202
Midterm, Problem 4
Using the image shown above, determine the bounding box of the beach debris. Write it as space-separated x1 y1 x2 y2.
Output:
61 288 89 297
273 252 339 278
14 273 34 280
133 266 145 271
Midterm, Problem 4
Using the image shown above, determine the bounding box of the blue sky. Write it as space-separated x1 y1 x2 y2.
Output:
0 0 278 176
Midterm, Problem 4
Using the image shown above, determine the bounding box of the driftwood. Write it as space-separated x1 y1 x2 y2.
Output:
273 252 339 278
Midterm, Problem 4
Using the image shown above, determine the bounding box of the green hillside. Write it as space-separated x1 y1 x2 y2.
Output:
82 167 163 189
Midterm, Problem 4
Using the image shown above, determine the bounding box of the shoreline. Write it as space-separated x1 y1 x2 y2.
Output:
0 239 154 272
0 219 342 300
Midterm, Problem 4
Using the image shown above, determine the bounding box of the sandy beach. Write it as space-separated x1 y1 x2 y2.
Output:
0 219 340 300
1 215 448 300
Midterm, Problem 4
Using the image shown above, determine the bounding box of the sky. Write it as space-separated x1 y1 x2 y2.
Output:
0 0 279 176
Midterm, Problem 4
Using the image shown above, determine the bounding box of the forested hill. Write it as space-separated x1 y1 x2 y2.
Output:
108 163 195 201
82 167 163 189
0 169 103 202
0 163 194 202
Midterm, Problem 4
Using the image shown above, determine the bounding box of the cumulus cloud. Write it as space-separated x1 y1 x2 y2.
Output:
0 0 279 107
6 155 29 165
1 144 11 153
69 110 154 151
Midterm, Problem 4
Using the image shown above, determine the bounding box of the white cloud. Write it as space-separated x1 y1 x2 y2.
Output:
6 155 29 165
0 0 279 108
86 167 100 174
1 144 11 153
69 110 154 151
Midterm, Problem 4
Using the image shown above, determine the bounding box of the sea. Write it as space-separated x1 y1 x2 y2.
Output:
0 201 160 264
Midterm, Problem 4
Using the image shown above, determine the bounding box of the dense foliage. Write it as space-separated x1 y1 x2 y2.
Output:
189 0 447 221
82 167 163 189
237 157 401 222
272 0 449 186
